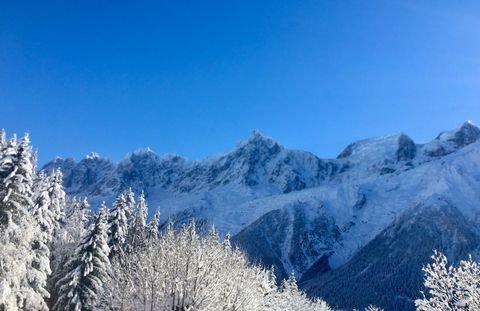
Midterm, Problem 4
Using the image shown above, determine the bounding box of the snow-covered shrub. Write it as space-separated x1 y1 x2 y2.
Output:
415 250 480 311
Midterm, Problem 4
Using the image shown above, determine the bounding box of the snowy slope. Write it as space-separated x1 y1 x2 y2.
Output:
43 122 480 310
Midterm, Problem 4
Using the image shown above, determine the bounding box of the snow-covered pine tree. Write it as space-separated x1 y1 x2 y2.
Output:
49 197 91 308
124 188 135 229
31 169 66 262
0 129 6 150
68 197 91 233
0 134 35 228
53 203 111 311
146 209 160 241
30 171 55 307
33 171 53 239
30 168 66 308
107 192 129 259
135 190 147 228
47 169 66 233
128 190 148 248
0 134 45 310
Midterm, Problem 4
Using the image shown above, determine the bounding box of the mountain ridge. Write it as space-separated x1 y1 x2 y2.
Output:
42 121 480 310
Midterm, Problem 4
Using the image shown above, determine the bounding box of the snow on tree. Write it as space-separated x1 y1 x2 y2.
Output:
454 256 480 309
0 129 6 146
30 169 66 307
128 190 148 248
46 169 66 232
0 133 46 310
31 167 66 246
49 197 91 308
107 192 130 258
265 274 332 311
53 203 111 311
135 190 148 228
415 250 480 311
67 197 91 235
104 220 333 311
124 187 136 228
146 209 160 240
0 134 35 227
52 197 91 266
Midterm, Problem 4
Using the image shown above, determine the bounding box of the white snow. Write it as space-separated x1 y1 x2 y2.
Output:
48 122 480 278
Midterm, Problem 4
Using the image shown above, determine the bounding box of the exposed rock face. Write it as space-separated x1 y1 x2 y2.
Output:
43 156 118 196
396 134 416 161
452 121 480 148
352 193 367 210
233 202 341 280
424 121 480 157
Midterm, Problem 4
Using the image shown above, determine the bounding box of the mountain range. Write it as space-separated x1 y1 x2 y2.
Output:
43 121 480 310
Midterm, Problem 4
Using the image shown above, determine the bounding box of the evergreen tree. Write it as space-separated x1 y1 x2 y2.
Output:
128 190 148 248
66 197 91 232
54 204 111 311
47 169 66 233
146 209 160 241
0 135 35 226
0 129 6 146
49 197 91 308
107 193 129 258
135 190 147 229
30 169 66 308
31 169 66 242
0 134 44 310
30 171 54 308
124 187 135 226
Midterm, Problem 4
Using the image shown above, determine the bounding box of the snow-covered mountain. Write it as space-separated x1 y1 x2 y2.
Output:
43 121 480 310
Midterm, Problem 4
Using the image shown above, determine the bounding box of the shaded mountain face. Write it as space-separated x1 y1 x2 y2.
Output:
233 201 341 280
43 122 480 310
299 202 479 311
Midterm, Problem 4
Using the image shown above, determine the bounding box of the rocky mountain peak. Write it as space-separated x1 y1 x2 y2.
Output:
452 120 480 147
236 130 282 154
425 121 480 157
85 152 101 160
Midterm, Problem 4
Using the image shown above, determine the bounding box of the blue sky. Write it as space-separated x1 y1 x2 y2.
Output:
1 0 479 165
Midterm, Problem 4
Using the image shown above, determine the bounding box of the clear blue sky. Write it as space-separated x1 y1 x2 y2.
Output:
1 0 479 165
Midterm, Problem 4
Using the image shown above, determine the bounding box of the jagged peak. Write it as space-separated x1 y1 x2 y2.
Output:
237 130 281 150
130 147 156 157
424 121 480 157
453 120 480 146
458 120 479 133
85 152 101 160
464 119 476 126
435 121 479 140
41 156 76 171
